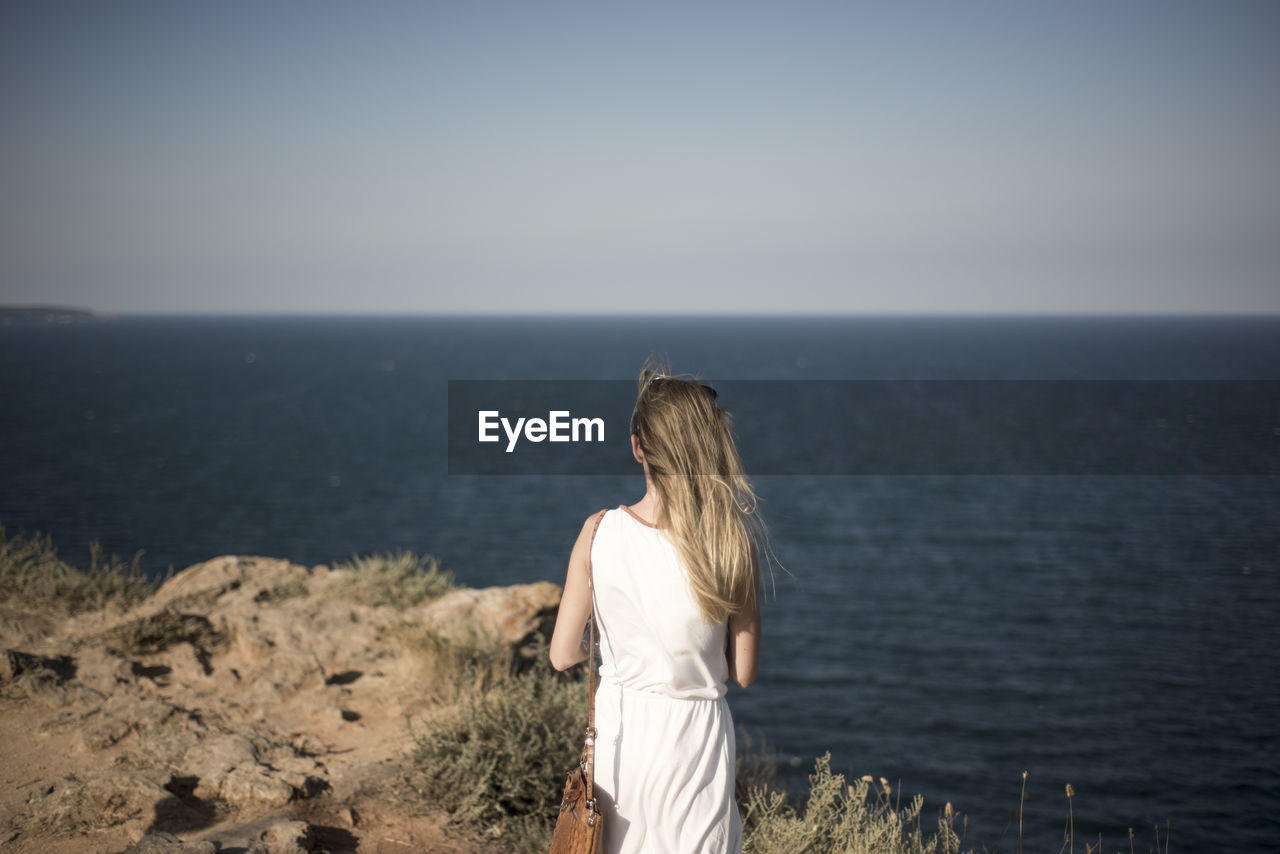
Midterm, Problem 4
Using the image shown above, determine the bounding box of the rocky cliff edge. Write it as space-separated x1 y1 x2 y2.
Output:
0 555 561 854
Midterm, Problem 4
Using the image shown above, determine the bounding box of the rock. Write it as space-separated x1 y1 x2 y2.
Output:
414 581 561 651
273 755 327 795
2 648 74 682
122 833 218 854
182 732 256 800
258 818 314 854
5 651 92 709
2 650 70 706
38 705 97 733
150 640 208 684
1 649 37 681
21 769 176 832
108 690 177 730
78 714 132 751
224 619 272 667
237 647 327 708
147 556 312 614
181 817 316 854
219 764 296 810
176 730 325 809
73 689 179 752
73 646 138 695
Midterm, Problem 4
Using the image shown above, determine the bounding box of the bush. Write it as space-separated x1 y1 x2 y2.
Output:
0 525 153 614
329 550 454 608
742 753 969 854
408 635 587 853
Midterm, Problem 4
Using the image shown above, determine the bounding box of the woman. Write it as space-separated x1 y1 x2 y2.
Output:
550 367 764 854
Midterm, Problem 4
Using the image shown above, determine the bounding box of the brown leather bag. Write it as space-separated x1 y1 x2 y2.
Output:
548 510 607 854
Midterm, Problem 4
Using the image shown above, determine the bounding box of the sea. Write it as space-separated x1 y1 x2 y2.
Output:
2 315 1278 853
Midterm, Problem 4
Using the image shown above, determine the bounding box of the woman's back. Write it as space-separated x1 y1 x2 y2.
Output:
588 505 742 853
592 506 729 700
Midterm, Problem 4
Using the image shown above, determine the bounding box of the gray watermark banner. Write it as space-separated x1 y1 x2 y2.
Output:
447 380 1280 475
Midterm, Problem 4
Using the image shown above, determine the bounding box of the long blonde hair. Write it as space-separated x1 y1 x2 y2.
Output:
629 365 766 624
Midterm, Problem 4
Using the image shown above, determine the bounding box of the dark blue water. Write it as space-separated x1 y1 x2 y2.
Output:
3 315 1278 852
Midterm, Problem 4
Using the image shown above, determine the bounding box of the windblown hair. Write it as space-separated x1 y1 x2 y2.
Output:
629 364 766 625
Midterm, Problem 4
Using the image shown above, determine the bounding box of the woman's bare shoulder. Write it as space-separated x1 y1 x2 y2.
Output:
575 508 609 541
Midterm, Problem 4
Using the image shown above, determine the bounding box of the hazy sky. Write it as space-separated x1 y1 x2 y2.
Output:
2 1 1278 315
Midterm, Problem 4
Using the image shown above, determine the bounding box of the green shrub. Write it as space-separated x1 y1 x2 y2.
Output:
0 525 153 614
329 550 455 608
408 636 587 853
742 753 968 854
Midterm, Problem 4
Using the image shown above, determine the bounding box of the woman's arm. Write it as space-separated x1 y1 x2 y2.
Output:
727 571 761 689
548 512 603 671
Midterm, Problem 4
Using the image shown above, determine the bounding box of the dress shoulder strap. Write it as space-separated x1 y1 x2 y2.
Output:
583 507 608 803
588 508 607 547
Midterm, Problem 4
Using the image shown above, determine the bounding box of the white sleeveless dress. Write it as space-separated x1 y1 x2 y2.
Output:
589 506 742 854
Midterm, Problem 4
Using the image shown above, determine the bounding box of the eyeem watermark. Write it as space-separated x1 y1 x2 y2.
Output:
478 410 605 453
449 381 629 474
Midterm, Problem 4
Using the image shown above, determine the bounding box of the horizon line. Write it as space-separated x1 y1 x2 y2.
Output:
7 305 1280 321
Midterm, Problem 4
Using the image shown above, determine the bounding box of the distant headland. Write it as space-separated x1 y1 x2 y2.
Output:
0 305 114 325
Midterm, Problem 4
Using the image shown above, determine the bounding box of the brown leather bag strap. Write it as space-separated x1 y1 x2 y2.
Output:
584 508 607 802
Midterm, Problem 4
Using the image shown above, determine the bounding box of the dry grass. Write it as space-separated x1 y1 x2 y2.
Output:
83 610 223 661
328 550 455 608
387 618 514 706
1013 772 1173 854
741 753 968 854
0 525 153 615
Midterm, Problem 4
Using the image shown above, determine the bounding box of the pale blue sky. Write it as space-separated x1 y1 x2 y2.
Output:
2 1 1278 314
